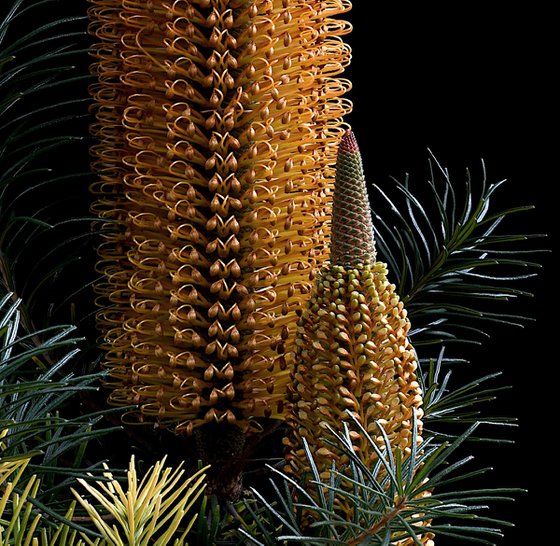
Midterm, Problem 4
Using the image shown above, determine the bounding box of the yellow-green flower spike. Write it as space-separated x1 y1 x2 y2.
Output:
284 131 433 545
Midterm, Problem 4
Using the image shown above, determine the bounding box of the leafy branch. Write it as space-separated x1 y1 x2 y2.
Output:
0 293 119 527
0 0 94 332
238 414 518 545
418 349 516 444
371 153 545 347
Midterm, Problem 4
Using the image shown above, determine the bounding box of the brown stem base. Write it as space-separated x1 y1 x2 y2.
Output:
193 422 246 501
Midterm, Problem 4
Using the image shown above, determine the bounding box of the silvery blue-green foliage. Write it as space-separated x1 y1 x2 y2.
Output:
418 349 517 444
0 0 95 333
0 2 118 531
0 292 118 529
237 413 519 545
370 155 544 348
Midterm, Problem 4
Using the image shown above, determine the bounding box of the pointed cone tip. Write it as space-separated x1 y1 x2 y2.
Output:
339 130 359 154
331 129 376 266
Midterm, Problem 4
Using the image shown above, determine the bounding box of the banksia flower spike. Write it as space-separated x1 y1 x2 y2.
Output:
88 0 352 492
284 131 429 539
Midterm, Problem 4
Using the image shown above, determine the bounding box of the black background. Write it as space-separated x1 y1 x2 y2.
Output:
348 4 555 544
